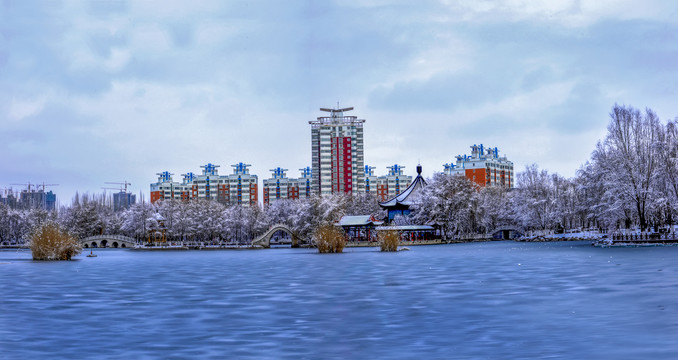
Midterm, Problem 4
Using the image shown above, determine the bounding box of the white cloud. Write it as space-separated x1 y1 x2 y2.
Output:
437 0 676 27
2 1 678 202
8 97 46 121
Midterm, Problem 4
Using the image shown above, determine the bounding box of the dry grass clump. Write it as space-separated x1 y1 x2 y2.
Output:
379 230 400 252
314 225 345 253
29 221 82 260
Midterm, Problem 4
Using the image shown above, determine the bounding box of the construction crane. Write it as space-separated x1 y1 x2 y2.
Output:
9 182 57 210
101 187 122 193
104 181 131 193
38 182 59 192
10 182 58 192
10 182 33 192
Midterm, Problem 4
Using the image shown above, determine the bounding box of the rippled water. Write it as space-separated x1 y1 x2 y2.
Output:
2 241 678 359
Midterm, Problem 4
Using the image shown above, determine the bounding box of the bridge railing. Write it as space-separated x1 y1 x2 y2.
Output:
81 234 137 244
252 224 308 246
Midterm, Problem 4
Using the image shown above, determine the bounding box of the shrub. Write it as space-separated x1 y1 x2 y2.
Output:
29 221 82 260
314 224 345 253
379 230 400 252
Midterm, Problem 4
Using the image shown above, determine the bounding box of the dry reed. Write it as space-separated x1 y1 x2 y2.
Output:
29 221 82 260
314 224 345 253
379 230 400 252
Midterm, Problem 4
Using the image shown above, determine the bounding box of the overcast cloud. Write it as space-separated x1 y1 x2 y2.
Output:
2 0 678 204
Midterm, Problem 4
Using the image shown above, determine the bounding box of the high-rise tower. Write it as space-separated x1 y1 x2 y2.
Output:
309 107 365 195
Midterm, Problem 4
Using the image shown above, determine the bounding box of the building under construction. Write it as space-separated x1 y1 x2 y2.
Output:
104 181 136 212
1 184 57 211
112 191 136 212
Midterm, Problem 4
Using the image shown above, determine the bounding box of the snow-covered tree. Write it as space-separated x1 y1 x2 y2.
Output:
120 202 154 241
472 184 512 233
410 173 476 239
591 104 662 231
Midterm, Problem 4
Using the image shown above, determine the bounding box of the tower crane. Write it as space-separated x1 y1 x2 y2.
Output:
38 182 59 192
10 182 58 192
104 181 131 193
101 187 122 192
10 182 33 192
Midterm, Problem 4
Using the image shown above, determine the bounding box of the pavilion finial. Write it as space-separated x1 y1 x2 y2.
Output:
417 164 422 175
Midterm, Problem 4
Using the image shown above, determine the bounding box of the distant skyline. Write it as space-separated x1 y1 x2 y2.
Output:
2 1 678 204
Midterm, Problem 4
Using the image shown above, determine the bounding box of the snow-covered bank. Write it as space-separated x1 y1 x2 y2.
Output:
519 231 607 242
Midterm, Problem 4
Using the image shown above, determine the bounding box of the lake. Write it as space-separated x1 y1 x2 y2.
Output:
1 241 677 359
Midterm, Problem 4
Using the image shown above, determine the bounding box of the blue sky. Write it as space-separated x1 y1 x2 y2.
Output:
2 1 678 204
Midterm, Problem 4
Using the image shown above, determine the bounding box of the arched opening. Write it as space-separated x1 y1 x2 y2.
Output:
84 243 89 248
270 229 293 246
121 243 127 248
100 240 108 248
91 242 98 248
112 242 119 248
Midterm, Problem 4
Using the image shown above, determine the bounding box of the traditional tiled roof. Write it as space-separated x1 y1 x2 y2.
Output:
375 225 435 231
337 215 383 227
379 165 427 209
147 213 166 222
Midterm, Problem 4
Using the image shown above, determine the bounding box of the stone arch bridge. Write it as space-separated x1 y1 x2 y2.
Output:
81 234 137 248
252 224 307 248
489 226 525 240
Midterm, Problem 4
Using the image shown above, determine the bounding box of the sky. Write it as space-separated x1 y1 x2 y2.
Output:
2 0 678 205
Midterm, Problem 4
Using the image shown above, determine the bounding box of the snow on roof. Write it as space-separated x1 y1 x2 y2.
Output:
379 173 427 208
147 213 166 222
337 215 383 227
375 225 435 231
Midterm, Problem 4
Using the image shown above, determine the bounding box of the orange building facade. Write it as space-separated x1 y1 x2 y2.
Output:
444 144 514 188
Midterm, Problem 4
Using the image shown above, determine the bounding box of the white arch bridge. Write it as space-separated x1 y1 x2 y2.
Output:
252 224 308 248
81 234 137 248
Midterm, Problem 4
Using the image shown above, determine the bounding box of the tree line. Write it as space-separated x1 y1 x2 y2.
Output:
407 104 678 236
2 104 676 245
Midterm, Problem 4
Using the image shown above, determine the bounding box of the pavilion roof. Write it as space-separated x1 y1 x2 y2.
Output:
378 173 427 209
337 215 383 227
375 225 435 231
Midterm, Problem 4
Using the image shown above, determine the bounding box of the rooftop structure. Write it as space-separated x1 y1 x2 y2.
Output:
310 106 365 196
225 163 258 207
365 165 378 197
150 162 258 206
150 172 190 202
263 167 313 205
299 167 312 199
364 164 413 201
444 144 514 188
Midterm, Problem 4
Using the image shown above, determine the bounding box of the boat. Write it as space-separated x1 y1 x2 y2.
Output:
86 248 97 257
